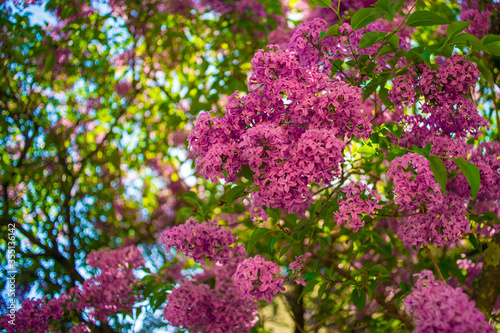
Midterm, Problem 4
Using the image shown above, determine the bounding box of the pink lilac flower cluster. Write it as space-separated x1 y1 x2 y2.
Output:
232 254 286 303
0 295 70 333
388 153 471 248
460 0 493 39
162 227 261 333
288 252 312 286
77 245 145 322
164 260 259 333
334 182 382 232
469 142 500 216
0 245 144 332
161 216 245 264
404 270 494 333
390 56 487 138
190 19 375 217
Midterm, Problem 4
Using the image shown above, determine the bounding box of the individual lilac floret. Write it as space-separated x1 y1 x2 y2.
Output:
232 254 285 303
161 217 244 264
288 252 312 286
334 182 382 232
404 270 494 333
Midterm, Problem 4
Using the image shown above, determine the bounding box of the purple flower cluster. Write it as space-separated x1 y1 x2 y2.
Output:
190 20 375 217
404 270 494 333
232 255 285 303
390 56 487 138
0 245 144 332
460 0 493 39
388 153 471 247
288 252 312 286
0 295 70 333
161 216 245 264
334 182 382 232
164 262 258 333
387 153 442 212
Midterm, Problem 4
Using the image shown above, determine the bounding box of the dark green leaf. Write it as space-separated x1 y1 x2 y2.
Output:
468 233 482 253
358 31 386 49
180 191 201 207
247 228 273 255
226 185 246 204
480 212 500 223
317 282 328 304
446 21 471 39
399 281 410 293
485 41 500 56
406 11 450 27
267 207 282 221
372 0 397 21
351 288 367 310
270 237 277 251
298 280 319 302
302 272 316 281
386 33 399 49
312 0 332 8
453 33 488 53
482 34 500 45
279 244 292 258
428 156 448 196
351 8 385 30
452 157 480 199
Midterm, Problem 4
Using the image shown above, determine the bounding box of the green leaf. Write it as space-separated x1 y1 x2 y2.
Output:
406 11 450 27
422 142 432 158
446 21 471 39
267 207 282 221
44 52 56 71
372 0 397 21
428 156 448 196
302 272 316 281
351 288 367 310
351 8 385 31
312 0 332 8
386 33 399 49
480 211 500 223
399 281 410 293
452 157 481 200
358 31 386 49
279 244 292 258
270 237 277 251
298 280 319 302
452 33 488 53
485 41 500 56
240 165 255 183
325 24 341 37
357 145 376 156
317 282 328 304
247 228 273 255
388 123 403 139
226 185 246 205
468 233 482 253
482 34 500 45
180 191 201 207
